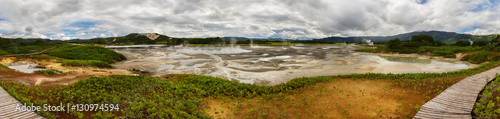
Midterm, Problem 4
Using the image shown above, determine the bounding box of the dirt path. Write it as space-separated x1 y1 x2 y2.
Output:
414 66 500 118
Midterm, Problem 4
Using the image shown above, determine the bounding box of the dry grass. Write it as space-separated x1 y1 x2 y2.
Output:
206 76 466 119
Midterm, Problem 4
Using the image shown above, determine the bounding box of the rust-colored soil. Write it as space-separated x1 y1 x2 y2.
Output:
205 76 465 119
0 57 132 89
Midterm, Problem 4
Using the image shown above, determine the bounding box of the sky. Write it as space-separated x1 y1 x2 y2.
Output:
0 0 499 40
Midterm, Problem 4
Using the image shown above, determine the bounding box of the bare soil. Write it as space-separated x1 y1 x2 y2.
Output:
0 57 132 89
205 76 466 119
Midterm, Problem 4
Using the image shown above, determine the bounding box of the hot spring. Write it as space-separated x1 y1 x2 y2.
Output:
110 45 476 85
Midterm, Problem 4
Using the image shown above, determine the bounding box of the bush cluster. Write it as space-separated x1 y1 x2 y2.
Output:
461 51 500 64
62 60 112 68
34 70 62 76
46 45 126 63
0 63 8 69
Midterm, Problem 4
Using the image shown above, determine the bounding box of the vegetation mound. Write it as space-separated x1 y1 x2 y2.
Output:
461 51 500 64
473 74 500 118
46 45 126 63
0 63 8 69
34 70 62 76
62 60 112 68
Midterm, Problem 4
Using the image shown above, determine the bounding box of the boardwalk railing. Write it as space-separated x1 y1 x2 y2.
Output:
414 66 500 119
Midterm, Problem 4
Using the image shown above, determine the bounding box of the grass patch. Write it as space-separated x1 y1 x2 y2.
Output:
62 60 112 68
429 50 456 58
128 68 150 74
2 44 58 54
0 63 8 69
0 49 12 55
473 74 500 118
34 70 62 76
461 51 500 64
355 46 385 53
46 45 126 63
357 45 485 58
1 60 500 118
421 46 484 54
0 75 212 119
31 54 66 63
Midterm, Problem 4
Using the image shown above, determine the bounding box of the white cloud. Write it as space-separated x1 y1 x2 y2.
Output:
0 0 499 40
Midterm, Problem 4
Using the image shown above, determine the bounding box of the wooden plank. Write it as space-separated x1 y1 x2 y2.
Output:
414 66 500 119
0 87 44 119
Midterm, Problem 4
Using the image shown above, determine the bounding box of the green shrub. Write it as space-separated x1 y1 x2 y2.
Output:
417 48 427 54
490 55 500 61
462 51 489 64
0 49 11 55
62 60 112 68
430 50 456 58
1 75 213 118
472 74 500 118
34 70 61 76
31 54 66 63
461 54 472 61
355 48 377 53
0 63 8 69
46 45 126 63
2 44 57 54
401 42 423 48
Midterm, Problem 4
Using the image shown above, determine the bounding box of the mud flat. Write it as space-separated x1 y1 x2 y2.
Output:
112 45 476 85
0 57 133 86
5 61 43 73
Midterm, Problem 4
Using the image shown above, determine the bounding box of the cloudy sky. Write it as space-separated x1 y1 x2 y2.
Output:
0 0 499 40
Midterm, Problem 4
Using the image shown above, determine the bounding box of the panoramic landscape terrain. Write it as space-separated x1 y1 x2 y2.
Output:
2 0 500 119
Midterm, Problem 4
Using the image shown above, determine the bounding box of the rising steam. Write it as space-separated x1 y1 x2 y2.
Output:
362 39 374 46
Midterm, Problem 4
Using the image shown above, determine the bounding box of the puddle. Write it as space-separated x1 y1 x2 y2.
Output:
7 61 44 73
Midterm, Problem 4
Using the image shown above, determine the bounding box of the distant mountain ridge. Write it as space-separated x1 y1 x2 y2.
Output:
313 31 499 44
62 31 499 44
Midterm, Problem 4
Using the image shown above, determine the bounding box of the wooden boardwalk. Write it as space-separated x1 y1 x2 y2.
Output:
414 66 500 119
0 87 44 119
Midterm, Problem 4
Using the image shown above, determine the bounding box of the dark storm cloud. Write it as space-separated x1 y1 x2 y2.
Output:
0 0 499 39
24 26 33 35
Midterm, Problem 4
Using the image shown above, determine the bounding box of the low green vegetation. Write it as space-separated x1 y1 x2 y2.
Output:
385 35 445 54
355 45 385 53
2 60 500 118
34 70 62 76
419 46 485 58
0 63 8 69
46 45 126 63
461 51 500 64
128 68 150 74
0 49 11 55
0 37 58 55
62 60 112 68
473 74 500 118
31 54 66 63
1 75 212 119
357 34 500 60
